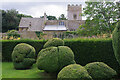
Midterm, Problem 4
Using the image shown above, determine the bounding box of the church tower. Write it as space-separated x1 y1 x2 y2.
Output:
67 4 82 20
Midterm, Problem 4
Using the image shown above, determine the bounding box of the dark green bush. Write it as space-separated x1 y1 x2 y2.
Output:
2 39 46 61
2 38 120 73
64 38 120 73
43 38 64 48
57 64 93 80
37 47 59 72
37 46 75 73
12 43 36 69
58 46 75 71
85 62 117 80
112 21 120 65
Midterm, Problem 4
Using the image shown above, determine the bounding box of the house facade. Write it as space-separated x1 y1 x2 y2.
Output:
19 4 85 39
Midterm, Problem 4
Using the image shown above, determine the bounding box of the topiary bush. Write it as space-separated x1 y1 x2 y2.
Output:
85 62 117 80
112 21 120 65
12 43 36 69
36 46 76 73
57 64 93 80
43 38 64 48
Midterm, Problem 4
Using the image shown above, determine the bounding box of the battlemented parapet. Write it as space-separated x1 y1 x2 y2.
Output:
67 4 82 20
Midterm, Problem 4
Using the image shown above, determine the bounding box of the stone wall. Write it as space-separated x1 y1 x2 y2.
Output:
67 4 82 20
43 31 66 39
67 20 85 31
19 31 39 40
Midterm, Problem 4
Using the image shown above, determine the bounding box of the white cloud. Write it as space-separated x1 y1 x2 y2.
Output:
1 0 86 2
21 4 67 18
1 2 86 19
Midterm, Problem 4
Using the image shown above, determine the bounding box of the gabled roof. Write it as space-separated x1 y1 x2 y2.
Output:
19 17 44 31
43 25 67 31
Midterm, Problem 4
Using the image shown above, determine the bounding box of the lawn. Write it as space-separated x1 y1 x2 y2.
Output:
2 62 57 80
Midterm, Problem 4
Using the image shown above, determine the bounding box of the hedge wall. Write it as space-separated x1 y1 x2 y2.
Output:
2 39 46 61
1 38 120 73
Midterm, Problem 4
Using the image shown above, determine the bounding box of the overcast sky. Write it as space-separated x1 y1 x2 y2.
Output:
0 0 86 19
0 0 118 19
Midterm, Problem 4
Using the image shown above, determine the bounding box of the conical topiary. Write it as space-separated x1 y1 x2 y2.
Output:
112 21 120 64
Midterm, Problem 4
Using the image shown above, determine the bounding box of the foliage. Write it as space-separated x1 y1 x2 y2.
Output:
63 31 78 38
112 21 120 65
58 14 67 20
12 43 36 69
2 9 32 33
40 15 57 20
85 62 117 80
37 46 75 73
37 47 59 72
57 64 92 80
78 1 119 36
2 38 120 73
2 39 46 62
35 31 46 40
6 30 20 39
47 15 57 20
43 38 64 48
57 46 76 71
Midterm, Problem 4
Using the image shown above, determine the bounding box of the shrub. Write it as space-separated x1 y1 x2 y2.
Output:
43 38 64 48
2 38 120 73
6 30 20 39
12 43 36 69
2 39 46 61
36 46 76 73
58 46 75 71
112 21 120 65
57 64 93 80
85 62 117 80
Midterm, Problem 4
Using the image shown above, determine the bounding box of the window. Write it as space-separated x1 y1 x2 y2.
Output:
59 22 64 25
29 22 31 26
73 14 77 20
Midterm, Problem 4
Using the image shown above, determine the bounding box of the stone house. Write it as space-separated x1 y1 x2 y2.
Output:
19 4 85 39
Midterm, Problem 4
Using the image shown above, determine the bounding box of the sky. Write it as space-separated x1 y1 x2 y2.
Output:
0 0 119 19
0 0 86 19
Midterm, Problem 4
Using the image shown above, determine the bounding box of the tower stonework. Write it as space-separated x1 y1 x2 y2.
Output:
67 4 82 20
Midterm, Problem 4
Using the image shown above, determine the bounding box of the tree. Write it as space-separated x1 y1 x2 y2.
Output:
58 14 67 20
41 15 57 20
80 1 119 36
2 9 19 32
2 9 32 33
47 15 57 20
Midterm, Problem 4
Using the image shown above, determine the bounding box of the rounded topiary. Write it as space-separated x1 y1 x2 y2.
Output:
58 46 76 71
85 62 117 80
57 64 93 80
36 46 76 73
43 38 64 48
112 21 120 65
12 43 36 69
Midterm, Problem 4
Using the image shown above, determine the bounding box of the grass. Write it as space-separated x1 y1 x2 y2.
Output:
2 62 57 79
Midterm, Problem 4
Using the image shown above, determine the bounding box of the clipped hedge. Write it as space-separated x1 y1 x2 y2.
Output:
85 62 117 80
43 38 64 48
112 21 120 65
12 43 36 69
37 46 75 72
2 39 46 61
1 38 120 73
57 64 92 80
